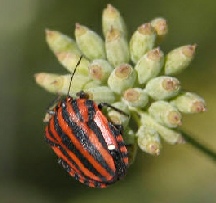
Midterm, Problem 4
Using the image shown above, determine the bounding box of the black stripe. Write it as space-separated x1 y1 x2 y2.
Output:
46 121 111 186
94 181 104 188
56 108 113 181
120 152 129 158
61 106 115 178
46 123 59 143
47 124 88 179
53 114 102 179
58 157 71 173
85 100 126 178
83 179 90 187
85 100 96 120
84 100 111 151
108 122 121 137
70 99 84 122
58 148 82 176
87 120 109 151
118 141 126 147
110 149 127 179
45 136 59 147
85 100 119 177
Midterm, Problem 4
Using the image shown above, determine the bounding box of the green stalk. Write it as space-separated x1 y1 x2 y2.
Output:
180 129 216 162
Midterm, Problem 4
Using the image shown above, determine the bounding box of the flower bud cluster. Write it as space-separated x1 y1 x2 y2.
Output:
35 4 206 161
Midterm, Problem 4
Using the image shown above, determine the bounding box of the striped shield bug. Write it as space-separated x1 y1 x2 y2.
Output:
44 56 129 188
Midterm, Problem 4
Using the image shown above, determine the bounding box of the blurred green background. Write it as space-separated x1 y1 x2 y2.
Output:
0 0 216 202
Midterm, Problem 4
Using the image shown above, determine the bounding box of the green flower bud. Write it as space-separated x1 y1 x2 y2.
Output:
105 28 130 67
35 73 63 94
145 76 181 100
89 59 113 83
83 80 101 90
75 23 106 60
171 92 206 113
124 128 137 164
164 45 196 75
123 88 149 108
107 102 130 128
108 64 137 94
56 52 89 76
137 126 161 155
67 74 91 96
124 128 136 145
85 86 116 104
129 23 156 63
151 17 168 44
34 73 90 96
135 47 164 84
156 124 184 144
139 112 184 144
35 4 207 158
45 29 81 54
102 4 127 37
108 101 130 114
148 101 182 128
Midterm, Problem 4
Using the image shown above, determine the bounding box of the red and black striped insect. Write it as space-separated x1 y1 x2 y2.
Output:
44 56 129 188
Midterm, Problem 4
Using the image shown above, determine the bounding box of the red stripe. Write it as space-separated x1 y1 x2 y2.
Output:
123 157 129 164
49 117 102 182
75 100 116 170
65 101 116 179
51 145 77 177
45 126 57 143
93 110 119 148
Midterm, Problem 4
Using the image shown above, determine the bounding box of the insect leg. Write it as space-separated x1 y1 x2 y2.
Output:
98 103 129 117
43 95 61 122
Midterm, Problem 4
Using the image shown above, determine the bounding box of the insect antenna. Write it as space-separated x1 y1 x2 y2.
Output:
67 55 83 96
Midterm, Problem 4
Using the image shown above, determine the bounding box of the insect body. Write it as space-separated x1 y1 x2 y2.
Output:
45 93 129 188
44 57 129 188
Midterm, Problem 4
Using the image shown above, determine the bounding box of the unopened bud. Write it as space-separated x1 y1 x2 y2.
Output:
124 128 136 145
171 92 206 113
148 101 182 128
75 23 106 60
139 112 184 144
123 88 149 108
35 73 63 93
102 4 127 37
145 76 181 100
83 80 101 90
35 73 90 96
85 86 116 104
135 47 164 84
164 45 196 75
155 124 184 144
129 23 156 63
151 17 168 44
137 126 161 155
45 29 80 54
56 52 89 76
107 102 130 127
124 128 137 164
89 59 113 83
105 28 130 67
108 64 136 94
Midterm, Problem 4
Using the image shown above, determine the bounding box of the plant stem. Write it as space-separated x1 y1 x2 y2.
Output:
180 129 216 162
130 111 216 162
